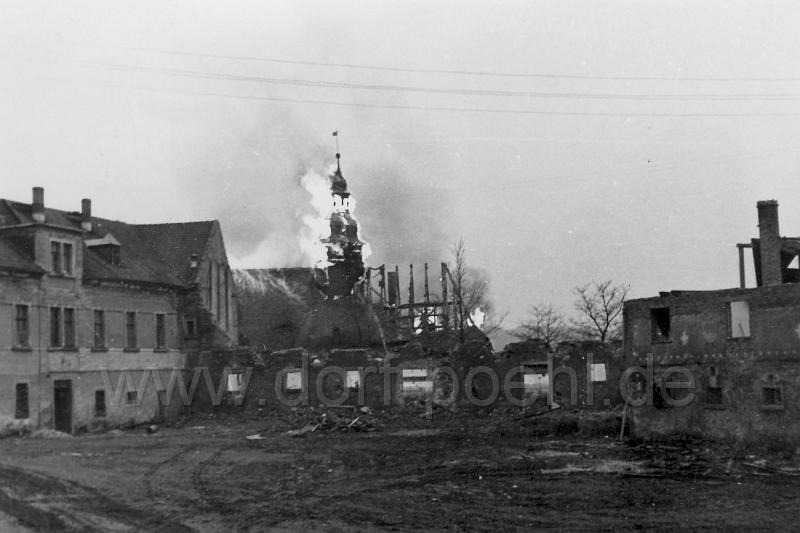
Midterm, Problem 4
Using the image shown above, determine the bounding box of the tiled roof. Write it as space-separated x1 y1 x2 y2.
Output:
0 197 216 287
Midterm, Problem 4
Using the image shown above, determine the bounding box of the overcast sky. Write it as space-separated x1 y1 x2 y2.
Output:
2 1 800 327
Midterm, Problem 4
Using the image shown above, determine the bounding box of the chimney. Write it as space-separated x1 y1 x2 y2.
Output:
757 199 782 285
32 187 45 223
81 198 92 232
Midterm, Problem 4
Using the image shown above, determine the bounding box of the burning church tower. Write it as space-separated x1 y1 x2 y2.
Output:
323 152 365 298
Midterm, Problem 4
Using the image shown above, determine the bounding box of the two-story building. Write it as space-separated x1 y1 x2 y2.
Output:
0 187 237 432
623 200 800 442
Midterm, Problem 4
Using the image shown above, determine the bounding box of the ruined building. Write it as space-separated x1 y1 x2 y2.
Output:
624 200 800 442
0 187 237 432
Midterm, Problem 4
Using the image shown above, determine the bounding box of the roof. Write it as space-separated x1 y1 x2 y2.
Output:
0 197 217 288
0 235 44 275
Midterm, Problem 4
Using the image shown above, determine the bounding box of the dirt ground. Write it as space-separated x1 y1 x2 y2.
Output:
0 410 798 532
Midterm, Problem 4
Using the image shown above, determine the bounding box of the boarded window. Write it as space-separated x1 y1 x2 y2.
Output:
50 307 62 347
401 369 432 393
729 301 750 338
590 363 607 382
227 373 244 393
14 305 29 348
125 312 137 349
95 390 106 417
651 308 670 341
15 383 29 419
93 310 105 349
523 373 549 396
346 370 361 390
285 371 302 391
63 308 76 349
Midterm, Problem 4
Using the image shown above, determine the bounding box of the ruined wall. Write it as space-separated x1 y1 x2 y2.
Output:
624 284 800 442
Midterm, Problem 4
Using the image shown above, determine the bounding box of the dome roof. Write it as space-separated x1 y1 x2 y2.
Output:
330 153 349 195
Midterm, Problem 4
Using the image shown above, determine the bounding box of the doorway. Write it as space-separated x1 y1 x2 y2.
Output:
53 380 72 433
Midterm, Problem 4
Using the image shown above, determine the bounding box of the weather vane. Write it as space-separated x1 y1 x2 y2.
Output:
332 130 340 155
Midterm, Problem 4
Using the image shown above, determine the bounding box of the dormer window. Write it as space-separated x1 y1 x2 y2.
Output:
50 240 74 276
86 234 121 266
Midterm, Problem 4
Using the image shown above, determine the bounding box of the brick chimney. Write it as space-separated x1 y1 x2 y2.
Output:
757 199 782 285
81 198 92 232
32 187 45 223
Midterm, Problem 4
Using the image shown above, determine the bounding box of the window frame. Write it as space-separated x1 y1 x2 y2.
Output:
95 390 106 417
15 383 29 419
651 307 671 343
49 306 62 348
125 311 138 350
63 307 76 349
728 300 751 339
49 239 75 276
155 313 167 350
92 309 106 350
14 304 30 349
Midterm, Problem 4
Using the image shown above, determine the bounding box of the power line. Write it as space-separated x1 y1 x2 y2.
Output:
69 42 800 83
85 81 800 117
94 62 800 101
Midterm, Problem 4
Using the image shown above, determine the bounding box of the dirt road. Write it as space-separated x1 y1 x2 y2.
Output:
0 414 797 532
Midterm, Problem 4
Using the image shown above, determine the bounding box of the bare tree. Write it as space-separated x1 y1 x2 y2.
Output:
572 280 629 344
513 303 567 345
448 239 504 340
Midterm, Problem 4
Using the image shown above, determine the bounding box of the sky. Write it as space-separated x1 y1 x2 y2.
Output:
2 1 800 328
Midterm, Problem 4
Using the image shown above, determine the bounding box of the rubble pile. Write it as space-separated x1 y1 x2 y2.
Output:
282 407 386 437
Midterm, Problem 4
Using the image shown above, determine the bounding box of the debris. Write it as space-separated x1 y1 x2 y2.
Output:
29 429 73 439
245 433 267 440
283 423 319 438
146 425 159 434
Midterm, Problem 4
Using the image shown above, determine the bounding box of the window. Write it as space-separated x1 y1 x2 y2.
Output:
95 390 106 417
285 371 302 391
93 310 105 349
63 243 73 275
155 313 166 349
15 383 29 419
63 308 76 349
729 301 750 338
762 375 782 407
49 241 74 275
651 308 670 342
51 241 61 273
184 317 197 338
125 312 137 349
590 363 607 382
763 386 782 406
14 305 29 348
126 390 138 404
706 387 723 405
346 370 361 391
50 307 62 347
705 367 723 406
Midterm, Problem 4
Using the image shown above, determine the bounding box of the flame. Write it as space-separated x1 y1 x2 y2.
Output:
297 164 371 267
470 307 486 328
297 168 333 267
